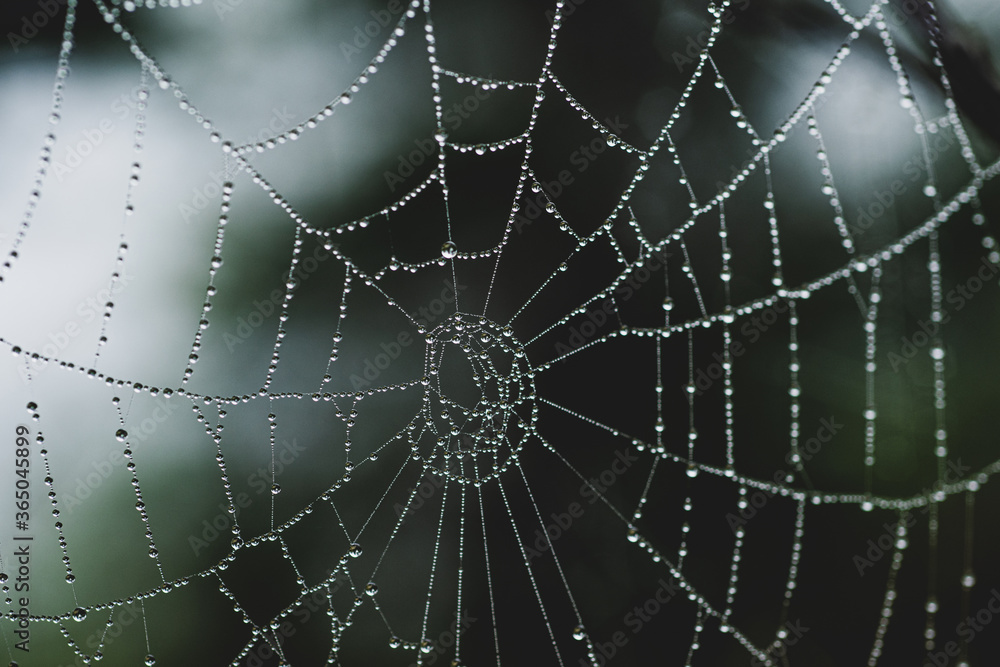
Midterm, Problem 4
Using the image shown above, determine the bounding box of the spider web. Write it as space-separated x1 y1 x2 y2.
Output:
2 0 1000 665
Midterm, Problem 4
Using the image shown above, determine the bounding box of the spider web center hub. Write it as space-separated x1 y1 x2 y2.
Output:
417 312 536 485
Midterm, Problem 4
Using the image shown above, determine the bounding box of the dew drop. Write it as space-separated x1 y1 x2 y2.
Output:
365 582 378 596
145 654 156 666
339 93 352 105
441 241 457 259
115 429 128 442
348 542 362 558
72 607 87 622
572 625 585 640
271 484 281 495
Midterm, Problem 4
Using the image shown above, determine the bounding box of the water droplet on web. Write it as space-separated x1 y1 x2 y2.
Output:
441 241 457 259
116 429 128 442
572 625 586 640
349 542 362 558
144 654 156 666
72 607 87 621
339 93 352 105
271 484 281 495
420 639 433 653
365 582 378 596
